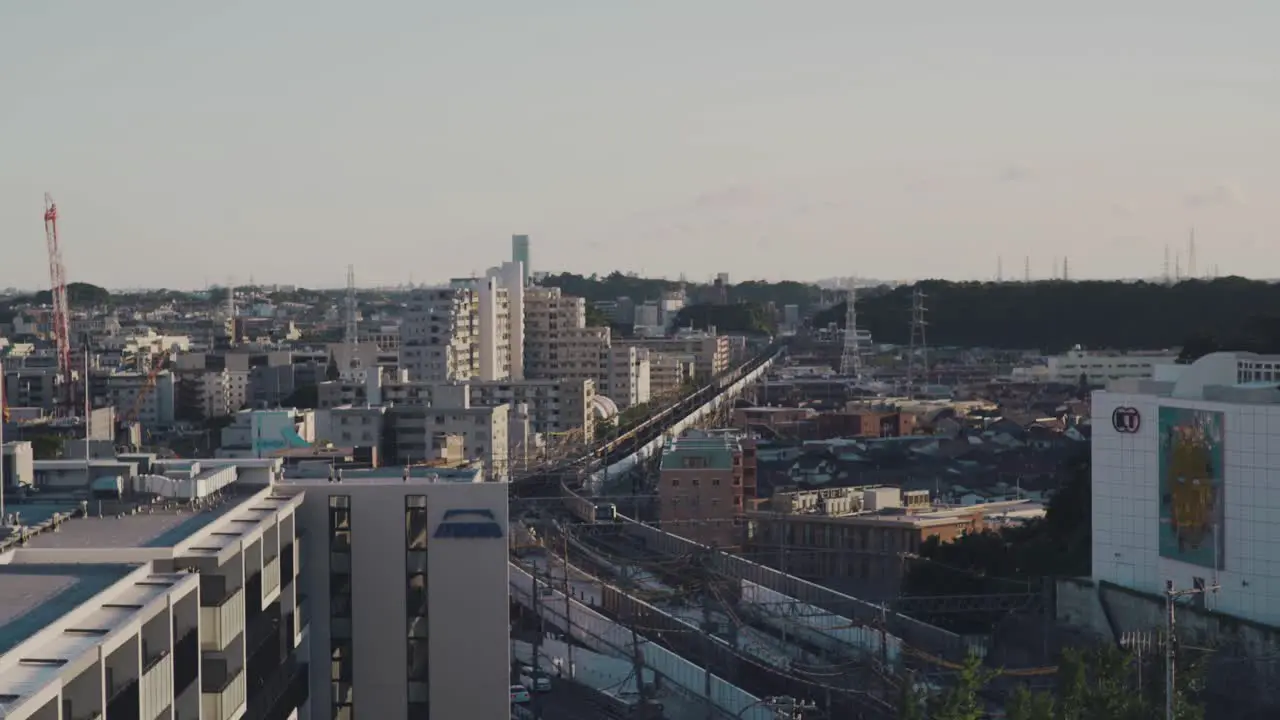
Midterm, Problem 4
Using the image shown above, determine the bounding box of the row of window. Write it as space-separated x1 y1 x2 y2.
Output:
330 496 354 719
670 476 740 487
407 495 429 719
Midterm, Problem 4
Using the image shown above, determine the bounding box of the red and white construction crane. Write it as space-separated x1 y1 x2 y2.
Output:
44 193 73 416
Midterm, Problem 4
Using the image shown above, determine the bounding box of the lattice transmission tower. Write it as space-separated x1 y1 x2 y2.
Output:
839 288 862 378
345 264 361 372
906 288 929 392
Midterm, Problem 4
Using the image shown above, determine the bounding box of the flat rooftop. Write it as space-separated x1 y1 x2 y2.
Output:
281 467 485 485
0 568 195 717
19 493 254 550
0 563 139 655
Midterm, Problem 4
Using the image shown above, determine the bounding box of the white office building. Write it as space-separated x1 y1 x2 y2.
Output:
279 470 511 720
1093 351 1280 627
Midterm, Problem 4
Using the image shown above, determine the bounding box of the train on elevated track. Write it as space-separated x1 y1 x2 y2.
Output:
509 341 784 502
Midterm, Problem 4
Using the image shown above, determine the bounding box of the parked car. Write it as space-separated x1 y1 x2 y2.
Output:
510 685 532 704
520 668 552 692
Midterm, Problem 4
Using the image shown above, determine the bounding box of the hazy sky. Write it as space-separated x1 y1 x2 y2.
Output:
3 1 1278 289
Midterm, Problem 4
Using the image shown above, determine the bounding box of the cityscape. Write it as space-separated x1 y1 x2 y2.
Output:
6 4 1280 720
4 226 1280 720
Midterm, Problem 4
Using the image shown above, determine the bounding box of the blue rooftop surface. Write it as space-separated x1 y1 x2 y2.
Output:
2 501 81 527
0 563 138 655
144 511 227 548
20 495 250 551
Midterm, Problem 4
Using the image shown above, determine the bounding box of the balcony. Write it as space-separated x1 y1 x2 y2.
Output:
200 587 245 651
243 655 307 720
106 678 140 720
262 557 281 598
139 651 173 720
174 629 199 696
201 668 246 720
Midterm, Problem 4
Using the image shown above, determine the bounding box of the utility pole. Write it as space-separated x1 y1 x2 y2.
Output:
1164 577 1219 720
560 523 575 679
530 564 544 720
699 549 716 720
621 563 654 719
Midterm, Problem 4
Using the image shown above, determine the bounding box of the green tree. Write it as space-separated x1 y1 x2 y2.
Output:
896 677 926 720
1006 686 1054 720
31 434 65 460
930 654 994 720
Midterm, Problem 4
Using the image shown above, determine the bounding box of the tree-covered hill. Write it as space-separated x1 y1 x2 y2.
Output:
813 277 1280 351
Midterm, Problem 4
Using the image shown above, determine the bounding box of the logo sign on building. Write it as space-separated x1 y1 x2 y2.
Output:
1112 406 1141 434
433 509 504 539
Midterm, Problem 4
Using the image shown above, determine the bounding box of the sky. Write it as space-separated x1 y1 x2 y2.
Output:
2 1 1279 289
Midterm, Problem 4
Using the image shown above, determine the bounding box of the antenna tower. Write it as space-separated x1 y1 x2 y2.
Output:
1063 256 1070 281
345 264 361 371
225 277 237 346
1023 256 1030 283
1164 245 1171 285
839 288 862 378
43 194 73 416
906 288 929 392
1188 228 1197 279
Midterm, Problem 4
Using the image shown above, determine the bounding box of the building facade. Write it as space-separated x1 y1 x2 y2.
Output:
400 287 480 383
658 432 756 548
1092 351 1280 627
283 472 511 720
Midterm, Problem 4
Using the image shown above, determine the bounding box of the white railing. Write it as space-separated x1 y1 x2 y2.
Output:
140 652 173 720
201 670 246 720
200 588 245 651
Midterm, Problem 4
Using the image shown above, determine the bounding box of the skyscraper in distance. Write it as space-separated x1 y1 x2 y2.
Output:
511 234 531 285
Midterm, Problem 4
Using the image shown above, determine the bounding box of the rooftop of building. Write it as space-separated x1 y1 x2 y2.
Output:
0 563 139 656
280 465 486 484
17 490 256 551
660 434 744 471
0 566 197 717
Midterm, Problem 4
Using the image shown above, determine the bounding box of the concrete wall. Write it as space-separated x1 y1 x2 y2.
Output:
1057 576 1280 712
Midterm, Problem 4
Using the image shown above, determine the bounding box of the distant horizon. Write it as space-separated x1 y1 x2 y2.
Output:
1 271 1270 297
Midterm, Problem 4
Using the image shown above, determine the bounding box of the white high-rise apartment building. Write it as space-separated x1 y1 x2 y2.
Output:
524 287 652 409
400 286 480 382
401 266 525 384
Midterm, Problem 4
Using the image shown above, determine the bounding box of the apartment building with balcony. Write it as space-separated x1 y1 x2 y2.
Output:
649 353 695 400
524 287 651 409
104 370 176 428
0 462 307 720
384 401 510 481
657 431 757 549
399 287 480 383
630 332 729 381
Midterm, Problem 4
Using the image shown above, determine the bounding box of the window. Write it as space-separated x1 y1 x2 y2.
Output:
329 495 353 718
406 495 430 717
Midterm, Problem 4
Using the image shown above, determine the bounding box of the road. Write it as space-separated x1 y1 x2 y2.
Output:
517 678 630 720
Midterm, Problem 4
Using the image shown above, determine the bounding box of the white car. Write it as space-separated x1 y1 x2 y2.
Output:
510 685 532 704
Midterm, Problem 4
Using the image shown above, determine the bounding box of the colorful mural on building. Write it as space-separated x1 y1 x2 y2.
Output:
1158 407 1225 569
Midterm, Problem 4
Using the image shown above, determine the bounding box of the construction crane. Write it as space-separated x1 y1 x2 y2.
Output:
121 354 171 425
44 193 73 416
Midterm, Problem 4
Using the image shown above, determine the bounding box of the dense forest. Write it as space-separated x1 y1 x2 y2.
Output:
813 277 1280 352
539 271 822 310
